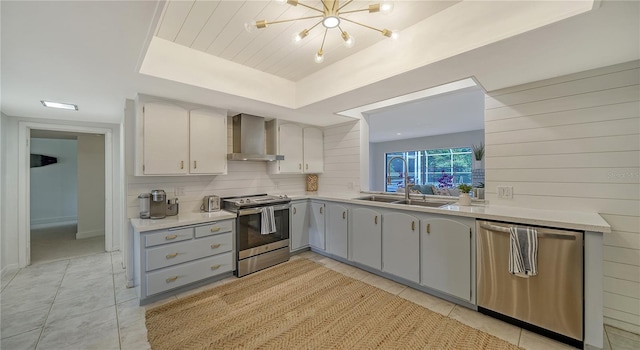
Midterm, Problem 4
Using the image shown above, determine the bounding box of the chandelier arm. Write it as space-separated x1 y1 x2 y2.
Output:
295 2 324 13
338 0 355 11
263 14 324 26
339 8 370 15
308 19 324 31
320 0 331 13
319 28 328 52
339 17 384 34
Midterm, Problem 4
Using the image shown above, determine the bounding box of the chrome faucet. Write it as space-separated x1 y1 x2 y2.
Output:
386 156 413 202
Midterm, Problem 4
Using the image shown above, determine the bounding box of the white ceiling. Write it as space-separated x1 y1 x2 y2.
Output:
1 1 638 129
155 0 459 81
367 86 485 143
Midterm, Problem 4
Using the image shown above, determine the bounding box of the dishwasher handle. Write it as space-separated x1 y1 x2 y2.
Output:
479 222 578 241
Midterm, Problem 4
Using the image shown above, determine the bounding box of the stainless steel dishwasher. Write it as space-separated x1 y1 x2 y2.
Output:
476 220 583 348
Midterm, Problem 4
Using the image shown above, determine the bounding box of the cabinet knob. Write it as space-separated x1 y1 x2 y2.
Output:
374 216 378 225
427 223 431 234
412 221 415 231
293 207 297 215
165 235 178 240
211 243 221 249
210 227 221 233
210 265 221 270
166 253 178 259
166 276 178 283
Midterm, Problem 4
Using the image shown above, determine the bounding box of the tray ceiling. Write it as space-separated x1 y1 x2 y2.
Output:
155 0 459 81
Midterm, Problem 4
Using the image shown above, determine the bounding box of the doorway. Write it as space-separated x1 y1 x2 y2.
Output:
17 122 114 267
29 129 106 263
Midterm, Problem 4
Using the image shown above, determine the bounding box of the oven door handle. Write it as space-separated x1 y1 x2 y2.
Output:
238 204 290 216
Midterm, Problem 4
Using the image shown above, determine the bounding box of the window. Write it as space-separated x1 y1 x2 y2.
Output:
385 147 472 192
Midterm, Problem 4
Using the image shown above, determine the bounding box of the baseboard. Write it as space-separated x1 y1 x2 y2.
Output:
76 229 105 239
31 219 78 229
30 216 77 227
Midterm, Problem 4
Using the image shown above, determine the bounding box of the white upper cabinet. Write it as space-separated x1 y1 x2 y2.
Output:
137 101 227 176
142 102 189 175
303 127 323 173
189 110 227 175
278 123 304 173
269 122 323 174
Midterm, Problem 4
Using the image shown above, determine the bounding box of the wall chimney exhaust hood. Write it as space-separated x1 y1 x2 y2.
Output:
227 114 284 162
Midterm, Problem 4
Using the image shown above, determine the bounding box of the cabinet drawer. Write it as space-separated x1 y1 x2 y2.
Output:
146 233 233 271
145 252 233 296
145 227 193 247
195 220 233 238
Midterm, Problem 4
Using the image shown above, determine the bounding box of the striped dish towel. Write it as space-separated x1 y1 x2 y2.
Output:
260 206 277 235
508 226 538 278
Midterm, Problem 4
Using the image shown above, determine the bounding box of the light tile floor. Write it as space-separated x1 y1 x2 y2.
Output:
1 250 638 350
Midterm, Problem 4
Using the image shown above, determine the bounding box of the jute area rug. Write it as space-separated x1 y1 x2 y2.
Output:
146 258 522 350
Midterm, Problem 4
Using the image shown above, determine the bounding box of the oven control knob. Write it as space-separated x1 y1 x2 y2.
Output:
239 199 244 204
284 195 289 198
246 198 251 203
279 195 283 199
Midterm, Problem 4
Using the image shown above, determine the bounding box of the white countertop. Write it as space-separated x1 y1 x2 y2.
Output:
130 211 237 233
293 192 611 233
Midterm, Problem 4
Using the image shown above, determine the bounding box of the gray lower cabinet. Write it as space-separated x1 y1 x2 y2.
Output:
326 203 348 259
420 217 473 302
134 219 234 304
382 211 420 284
350 206 382 270
290 200 309 252
309 201 326 250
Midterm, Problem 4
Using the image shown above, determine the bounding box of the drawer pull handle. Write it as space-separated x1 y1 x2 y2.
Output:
412 221 415 231
210 265 221 270
210 227 221 233
166 253 178 259
165 235 178 240
343 211 346 220
374 216 378 225
166 276 178 283
211 244 221 249
427 223 431 234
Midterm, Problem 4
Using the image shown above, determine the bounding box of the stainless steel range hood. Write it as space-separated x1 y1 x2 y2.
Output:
227 114 284 162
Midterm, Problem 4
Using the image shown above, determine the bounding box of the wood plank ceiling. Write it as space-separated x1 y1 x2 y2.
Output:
155 0 459 81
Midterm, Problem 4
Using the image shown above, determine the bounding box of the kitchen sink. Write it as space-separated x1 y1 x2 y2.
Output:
355 195 403 203
355 195 454 208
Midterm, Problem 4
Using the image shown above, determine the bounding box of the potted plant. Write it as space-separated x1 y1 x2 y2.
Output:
472 142 485 170
457 184 473 206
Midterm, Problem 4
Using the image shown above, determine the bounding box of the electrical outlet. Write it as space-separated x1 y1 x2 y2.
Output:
497 186 513 199
274 181 280 189
175 186 185 196
347 181 354 189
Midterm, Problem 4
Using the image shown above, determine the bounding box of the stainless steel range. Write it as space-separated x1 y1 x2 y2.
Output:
223 194 291 277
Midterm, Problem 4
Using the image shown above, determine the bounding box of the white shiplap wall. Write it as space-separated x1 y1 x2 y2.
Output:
126 117 306 218
484 60 640 334
319 120 361 194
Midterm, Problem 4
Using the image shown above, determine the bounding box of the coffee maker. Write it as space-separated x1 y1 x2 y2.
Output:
150 189 167 219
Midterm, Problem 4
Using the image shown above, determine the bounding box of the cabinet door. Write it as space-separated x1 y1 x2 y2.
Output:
278 123 303 173
303 127 323 174
309 202 325 250
327 203 348 259
421 218 472 301
290 201 309 251
189 110 227 174
351 207 382 270
143 103 188 175
382 212 420 283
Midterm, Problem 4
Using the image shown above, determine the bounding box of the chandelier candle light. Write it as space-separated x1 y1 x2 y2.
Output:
245 0 398 63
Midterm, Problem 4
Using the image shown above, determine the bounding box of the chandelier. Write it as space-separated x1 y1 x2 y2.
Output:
245 0 398 63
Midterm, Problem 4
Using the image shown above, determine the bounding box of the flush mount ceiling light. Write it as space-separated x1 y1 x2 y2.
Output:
40 100 78 110
245 0 398 64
